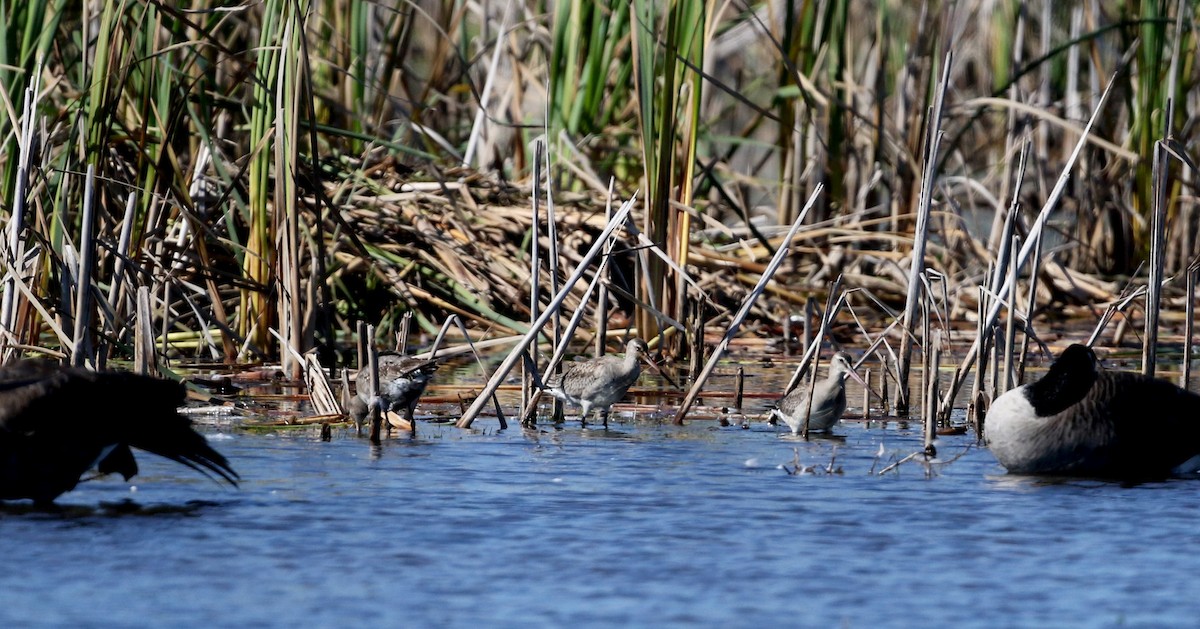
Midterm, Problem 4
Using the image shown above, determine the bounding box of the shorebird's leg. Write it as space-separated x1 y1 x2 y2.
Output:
600 408 610 429
579 401 592 428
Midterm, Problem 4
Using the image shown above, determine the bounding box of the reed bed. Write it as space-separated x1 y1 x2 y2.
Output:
0 0 1194 431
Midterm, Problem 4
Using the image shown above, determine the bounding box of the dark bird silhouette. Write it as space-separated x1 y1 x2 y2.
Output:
771 352 866 434
544 339 649 428
0 360 238 504
349 352 439 431
985 344 1200 479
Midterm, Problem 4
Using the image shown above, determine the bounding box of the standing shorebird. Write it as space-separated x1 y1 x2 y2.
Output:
985 343 1200 479
0 360 239 504
771 352 866 434
350 352 439 432
544 338 649 428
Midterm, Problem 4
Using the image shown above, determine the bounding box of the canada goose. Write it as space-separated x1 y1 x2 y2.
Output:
985 343 1200 479
0 360 238 504
544 339 649 428
771 352 866 434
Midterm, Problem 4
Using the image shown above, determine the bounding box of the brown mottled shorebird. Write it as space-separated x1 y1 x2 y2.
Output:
350 352 439 432
771 352 866 434
544 339 649 428
0 360 239 504
985 344 1200 479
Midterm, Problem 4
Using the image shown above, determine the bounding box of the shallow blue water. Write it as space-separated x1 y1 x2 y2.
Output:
3 408 1199 628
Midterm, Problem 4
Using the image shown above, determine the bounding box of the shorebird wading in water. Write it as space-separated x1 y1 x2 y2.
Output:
0 360 239 504
544 339 649 428
984 343 1200 479
771 352 866 434
349 352 439 432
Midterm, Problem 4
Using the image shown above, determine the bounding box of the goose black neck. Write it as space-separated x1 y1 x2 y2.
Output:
1025 344 1098 417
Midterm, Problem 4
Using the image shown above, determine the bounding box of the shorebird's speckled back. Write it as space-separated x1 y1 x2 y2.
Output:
773 352 863 434
545 339 649 427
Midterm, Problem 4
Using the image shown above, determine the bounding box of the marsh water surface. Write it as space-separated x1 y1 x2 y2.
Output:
2 357 1199 628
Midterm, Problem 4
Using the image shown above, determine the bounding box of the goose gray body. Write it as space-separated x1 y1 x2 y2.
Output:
985 344 1200 479
0 360 239 504
772 352 865 434
545 339 648 427
351 353 438 428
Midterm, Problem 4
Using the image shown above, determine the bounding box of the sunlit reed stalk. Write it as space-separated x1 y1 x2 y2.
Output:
398 312 412 354
800 352 822 440
462 0 513 169
673 185 823 425
544 143 564 423
356 320 367 370
595 180 615 359
519 232 620 426
862 371 870 420
968 283 990 430
0 73 40 352
366 324 382 443
134 286 153 375
1017 230 1044 384
734 366 744 414
457 195 636 429
1143 126 1170 377
525 141 543 410
897 51 952 415
1001 234 1020 394
924 330 940 457
942 53 1129 412
423 315 506 429
69 165 98 368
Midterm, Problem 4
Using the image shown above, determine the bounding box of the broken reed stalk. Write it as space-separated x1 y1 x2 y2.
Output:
968 286 991 433
525 141 543 411
106 193 138 325
800 352 823 439
803 297 816 354
924 330 941 456
456 195 637 429
520 233 622 425
896 50 952 415
356 320 367 370
134 286 153 375
1001 234 1020 394
367 331 382 443
1144 133 1169 377
544 143 563 423
425 314 507 428
397 311 412 354
71 165 99 368
673 184 824 425
784 276 844 396
941 53 1128 412
0 73 39 351
688 299 705 382
734 365 744 413
1086 281 1146 347
862 370 870 420
1017 230 1044 384
595 179 616 358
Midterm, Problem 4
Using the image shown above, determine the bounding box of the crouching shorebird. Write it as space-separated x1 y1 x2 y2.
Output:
349 352 439 433
544 339 649 428
985 343 1200 480
0 360 239 504
771 352 866 434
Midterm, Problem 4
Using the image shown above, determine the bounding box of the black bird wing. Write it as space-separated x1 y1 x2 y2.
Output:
0 361 238 502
